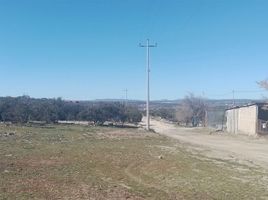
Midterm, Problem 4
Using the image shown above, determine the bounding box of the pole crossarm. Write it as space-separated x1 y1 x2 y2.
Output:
139 44 157 48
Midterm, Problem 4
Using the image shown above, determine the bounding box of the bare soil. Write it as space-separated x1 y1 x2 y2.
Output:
2 123 268 199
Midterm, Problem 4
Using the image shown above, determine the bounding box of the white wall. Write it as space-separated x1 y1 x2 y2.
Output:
238 105 257 135
226 105 257 136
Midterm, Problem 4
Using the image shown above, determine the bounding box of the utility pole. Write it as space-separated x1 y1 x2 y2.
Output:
123 89 128 107
232 90 235 107
139 39 157 131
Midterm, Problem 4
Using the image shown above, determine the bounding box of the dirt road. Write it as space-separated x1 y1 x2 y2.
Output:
148 118 268 169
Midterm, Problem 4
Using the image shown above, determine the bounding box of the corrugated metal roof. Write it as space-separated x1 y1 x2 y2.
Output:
225 102 268 111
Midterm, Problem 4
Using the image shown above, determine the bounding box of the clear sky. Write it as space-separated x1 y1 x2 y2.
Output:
0 0 268 100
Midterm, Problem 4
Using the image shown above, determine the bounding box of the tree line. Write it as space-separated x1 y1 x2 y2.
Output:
151 108 176 122
0 96 142 124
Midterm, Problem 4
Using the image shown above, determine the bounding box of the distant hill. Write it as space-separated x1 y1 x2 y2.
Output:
87 98 264 110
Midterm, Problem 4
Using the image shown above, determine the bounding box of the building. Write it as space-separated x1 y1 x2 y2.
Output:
226 103 268 136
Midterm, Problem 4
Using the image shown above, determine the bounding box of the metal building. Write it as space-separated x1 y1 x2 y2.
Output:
226 103 268 136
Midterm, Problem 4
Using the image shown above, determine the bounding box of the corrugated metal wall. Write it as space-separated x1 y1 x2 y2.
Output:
226 109 239 134
226 105 257 135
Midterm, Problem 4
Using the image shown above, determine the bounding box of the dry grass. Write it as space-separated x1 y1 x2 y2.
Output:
1 124 268 199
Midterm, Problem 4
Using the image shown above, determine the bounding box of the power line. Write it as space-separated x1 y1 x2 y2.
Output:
205 89 267 98
233 90 267 93
139 39 157 131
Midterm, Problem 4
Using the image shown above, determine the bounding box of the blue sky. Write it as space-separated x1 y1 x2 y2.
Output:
0 0 268 100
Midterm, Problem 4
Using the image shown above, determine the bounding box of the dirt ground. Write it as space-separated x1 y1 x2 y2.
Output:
2 123 268 199
149 118 268 169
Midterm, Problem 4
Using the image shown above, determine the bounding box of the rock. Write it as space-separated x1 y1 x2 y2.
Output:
8 132 15 136
158 155 163 159
1 132 15 137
